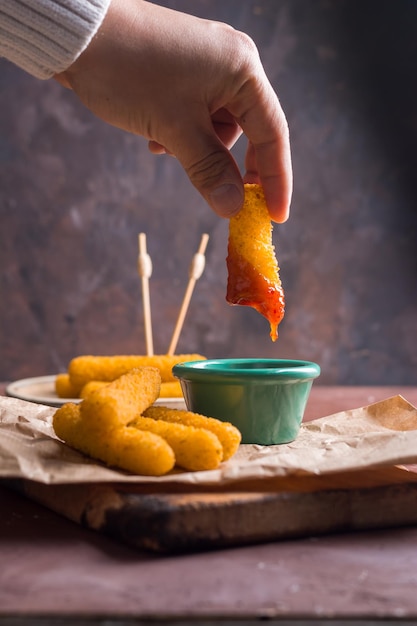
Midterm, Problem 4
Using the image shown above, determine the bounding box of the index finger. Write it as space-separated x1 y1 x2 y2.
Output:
237 80 293 223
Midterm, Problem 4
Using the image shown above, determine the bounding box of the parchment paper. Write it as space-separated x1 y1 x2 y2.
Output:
1 394 417 486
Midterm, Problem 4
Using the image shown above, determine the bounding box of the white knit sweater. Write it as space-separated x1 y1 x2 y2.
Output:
0 0 112 79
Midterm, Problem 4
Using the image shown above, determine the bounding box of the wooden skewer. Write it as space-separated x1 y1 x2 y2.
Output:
138 233 154 356
167 233 209 356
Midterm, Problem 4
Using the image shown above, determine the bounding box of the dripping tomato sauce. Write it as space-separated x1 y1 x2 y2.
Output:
226 252 285 342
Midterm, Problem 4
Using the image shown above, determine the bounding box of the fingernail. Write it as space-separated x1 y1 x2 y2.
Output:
210 184 243 217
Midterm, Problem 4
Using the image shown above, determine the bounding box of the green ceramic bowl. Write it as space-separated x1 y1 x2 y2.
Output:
173 358 321 445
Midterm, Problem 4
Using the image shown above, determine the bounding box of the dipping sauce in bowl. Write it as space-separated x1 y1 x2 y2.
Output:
173 358 321 445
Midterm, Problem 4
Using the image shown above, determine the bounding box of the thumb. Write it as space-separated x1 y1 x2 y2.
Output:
174 128 244 218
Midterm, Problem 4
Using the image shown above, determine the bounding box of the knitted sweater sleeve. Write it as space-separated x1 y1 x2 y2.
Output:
0 0 112 79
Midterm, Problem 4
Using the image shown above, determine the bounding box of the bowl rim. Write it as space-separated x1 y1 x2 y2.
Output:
173 358 321 381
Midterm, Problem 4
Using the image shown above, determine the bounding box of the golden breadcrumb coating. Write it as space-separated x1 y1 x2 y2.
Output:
79 380 109 399
159 381 183 398
53 402 175 476
80 367 160 430
68 354 205 393
130 416 222 471
143 405 241 461
79 379 183 400
55 373 79 398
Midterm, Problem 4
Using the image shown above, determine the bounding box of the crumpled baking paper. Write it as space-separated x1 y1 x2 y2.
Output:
1 394 417 486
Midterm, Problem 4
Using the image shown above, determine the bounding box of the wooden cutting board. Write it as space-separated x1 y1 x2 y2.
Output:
6 465 417 553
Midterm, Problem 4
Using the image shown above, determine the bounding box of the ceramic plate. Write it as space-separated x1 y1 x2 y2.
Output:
5 375 185 409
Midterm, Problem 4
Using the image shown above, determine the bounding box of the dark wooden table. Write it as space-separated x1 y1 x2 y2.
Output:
1 385 417 624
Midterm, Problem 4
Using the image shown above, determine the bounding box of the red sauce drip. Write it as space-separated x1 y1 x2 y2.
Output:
226 251 285 342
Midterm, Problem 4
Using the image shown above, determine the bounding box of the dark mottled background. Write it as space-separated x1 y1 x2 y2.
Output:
1 0 416 384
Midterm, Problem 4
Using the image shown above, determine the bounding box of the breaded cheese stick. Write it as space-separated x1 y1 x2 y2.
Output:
80 367 161 430
99 425 175 476
159 381 183 398
53 401 83 442
80 380 183 400
226 183 285 341
53 403 175 476
143 406 241 461
130 415 222 471
68 354 205 393
55 373 79 398
79 380 109 399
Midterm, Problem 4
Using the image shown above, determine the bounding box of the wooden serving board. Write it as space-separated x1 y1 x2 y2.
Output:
6 465 417 553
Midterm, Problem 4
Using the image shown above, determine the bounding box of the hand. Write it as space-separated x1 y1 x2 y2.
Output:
55 0 292 222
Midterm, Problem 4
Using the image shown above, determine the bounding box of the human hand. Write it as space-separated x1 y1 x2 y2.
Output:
54 0 292 222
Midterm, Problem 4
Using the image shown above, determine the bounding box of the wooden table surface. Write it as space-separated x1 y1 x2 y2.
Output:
1 385 417 624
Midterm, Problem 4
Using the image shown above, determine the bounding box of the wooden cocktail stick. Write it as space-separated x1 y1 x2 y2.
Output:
138 233 154 356
167 233 209 356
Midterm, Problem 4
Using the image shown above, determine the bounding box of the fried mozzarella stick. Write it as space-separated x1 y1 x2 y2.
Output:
80 367 161 430
130 416 223 471
79 380 109 399
68 354 205 394
55 372 79 398
226 183 285 341
159 381 183 398
53 403 175 476
79 380 183 400
143 406 241 461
